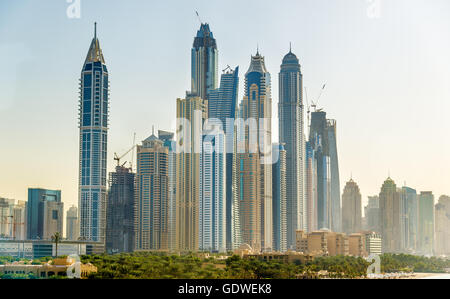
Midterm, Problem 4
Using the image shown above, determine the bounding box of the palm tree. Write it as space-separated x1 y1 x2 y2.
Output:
51 232 61 258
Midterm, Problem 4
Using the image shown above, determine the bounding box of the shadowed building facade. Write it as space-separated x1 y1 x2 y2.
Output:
278 49 305 249
78 24 109 242
106 166 135 253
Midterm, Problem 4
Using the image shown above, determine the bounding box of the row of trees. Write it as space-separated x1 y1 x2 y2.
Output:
2 252 449 279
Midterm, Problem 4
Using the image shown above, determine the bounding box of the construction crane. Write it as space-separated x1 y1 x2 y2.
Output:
114 133 136 171
310 83 326 112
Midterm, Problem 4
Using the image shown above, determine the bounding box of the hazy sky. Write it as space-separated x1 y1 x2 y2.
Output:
1 0 449 217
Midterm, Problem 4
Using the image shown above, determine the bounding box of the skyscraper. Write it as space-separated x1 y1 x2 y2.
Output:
365 196 380 233
400 187 418 252
158 130 177 251
236 51 273 251
327 120 341 233
207 66 239 250
379 178 402 253
106 166 135 253
435 195 450 256
135 133 169 251
418 191 434 255
278 48 305 248
272 143 287 252
27 188 63 240
78 23 109 242
199 126 226 252
191 23 218 100
342 179 362 235
305 141 318 232
309 111 331 231
66 205 80 241
176 96 207 251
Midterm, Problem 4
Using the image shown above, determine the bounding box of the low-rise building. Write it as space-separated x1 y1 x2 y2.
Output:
348 233 368 257
0 257 97 278
0 240 104 259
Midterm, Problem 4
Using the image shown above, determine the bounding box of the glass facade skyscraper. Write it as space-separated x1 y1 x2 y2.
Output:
199 129 226 252
208 66 239 250
78 24 109 242
191 23 218 100
278 49 305 249
27 188 62 240
401 186 418 252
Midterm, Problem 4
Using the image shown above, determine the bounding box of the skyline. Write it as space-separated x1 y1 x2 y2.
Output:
1 0 450 217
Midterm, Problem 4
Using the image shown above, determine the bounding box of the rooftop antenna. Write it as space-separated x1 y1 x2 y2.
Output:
195 10 202 24
289 42 292 53
94 22 97 39
152 125 155 135
256 43 260 55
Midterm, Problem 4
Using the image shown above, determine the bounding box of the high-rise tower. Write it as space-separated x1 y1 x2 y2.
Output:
236 51 272 251
208 66 239 250
78 23 109 242
342 179 362 235
278 48 305 248
135 133 169 251
191 23 218 100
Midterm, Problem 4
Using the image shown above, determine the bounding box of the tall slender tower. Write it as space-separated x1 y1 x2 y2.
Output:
208 66 239 250
236 51 272 251
135 133 169 251
278 48 305 249
78 23 109 242
191 23 218 100
176 95 207 251
379 178 402 253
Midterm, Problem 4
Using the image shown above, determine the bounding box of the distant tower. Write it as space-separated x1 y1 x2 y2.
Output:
435 195 450 256
418 191 434 255
66 205 80 241
379 178 402 253
135 133 169 251
278 47 305 248
106 166 135 253
78 23 109 242
236 50 272 252
191 23 218 100
342 179 362 235
400 187 418 252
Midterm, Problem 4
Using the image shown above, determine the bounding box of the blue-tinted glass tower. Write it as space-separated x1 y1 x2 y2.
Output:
278 48 305 249
208 66 239 250
191 23 218 100
27 188 62 240
78 23 109 242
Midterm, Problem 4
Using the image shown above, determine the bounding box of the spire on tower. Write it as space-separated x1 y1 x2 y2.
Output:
94 22 97 39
